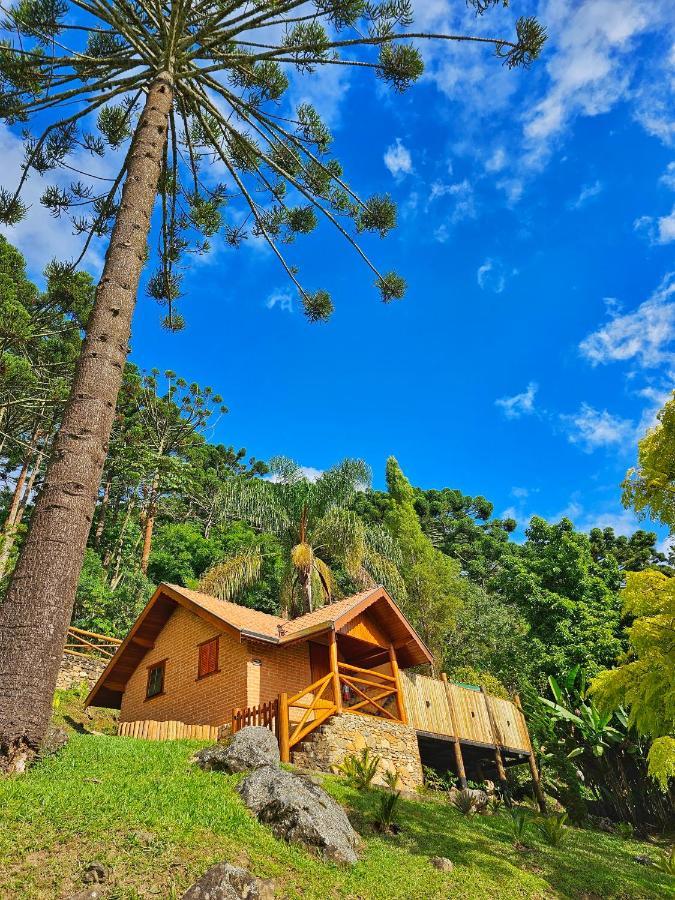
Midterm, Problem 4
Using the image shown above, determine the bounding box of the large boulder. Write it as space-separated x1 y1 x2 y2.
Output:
182 862 275 899
194 728 279 774
237 766 360 865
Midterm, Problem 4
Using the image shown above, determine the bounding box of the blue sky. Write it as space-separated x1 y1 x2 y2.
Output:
3 0 675 542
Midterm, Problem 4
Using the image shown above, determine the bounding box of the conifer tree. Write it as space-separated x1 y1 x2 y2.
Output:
0 0 545 769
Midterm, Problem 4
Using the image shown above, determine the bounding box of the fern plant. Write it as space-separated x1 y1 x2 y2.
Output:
338 748 380 790
536 812 568 847
653 846 674 877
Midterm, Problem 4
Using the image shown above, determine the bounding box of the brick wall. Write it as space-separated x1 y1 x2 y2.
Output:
119 605 312 726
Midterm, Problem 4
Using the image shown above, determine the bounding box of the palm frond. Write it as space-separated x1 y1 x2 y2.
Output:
215 476 289 535
290 541 313 573
313 555 335 602
199 547 263 602
311 458 371 516
312 506 366 577
362 545 408 605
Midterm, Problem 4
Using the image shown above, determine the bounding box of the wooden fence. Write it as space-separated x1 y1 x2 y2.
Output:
65 626 122 660
231 699 279 735
117 720 224 741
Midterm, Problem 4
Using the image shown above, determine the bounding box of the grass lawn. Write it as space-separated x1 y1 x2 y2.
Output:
0 698 672 899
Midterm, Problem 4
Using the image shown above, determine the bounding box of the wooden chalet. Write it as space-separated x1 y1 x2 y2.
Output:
86 582 544 803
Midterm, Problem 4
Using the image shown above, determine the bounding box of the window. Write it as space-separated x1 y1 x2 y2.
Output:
146 660 165 699
198 637 219 679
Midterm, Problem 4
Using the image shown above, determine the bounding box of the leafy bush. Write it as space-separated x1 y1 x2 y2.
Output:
423 766 456 793
536 812 568 847
338 748 380 789
615 822 635 840
452 789 478 816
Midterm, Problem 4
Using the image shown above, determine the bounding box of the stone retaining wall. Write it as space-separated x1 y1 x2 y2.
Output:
291 713 423 792
56 653 107 691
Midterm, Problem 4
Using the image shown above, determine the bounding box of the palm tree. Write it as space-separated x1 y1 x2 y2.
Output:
200 456 404 617
0 0 545 767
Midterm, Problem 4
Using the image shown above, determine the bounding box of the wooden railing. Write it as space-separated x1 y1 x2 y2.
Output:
65 626 122 660
284 672 337 755
232 699 279 735
337 662 400 721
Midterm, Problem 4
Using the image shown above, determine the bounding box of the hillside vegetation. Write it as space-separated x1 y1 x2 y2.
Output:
0 698 671 900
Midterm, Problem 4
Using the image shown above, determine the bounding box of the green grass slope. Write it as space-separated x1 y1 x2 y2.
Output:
0 700 672 899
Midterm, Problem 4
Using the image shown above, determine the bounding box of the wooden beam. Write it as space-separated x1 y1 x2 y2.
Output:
278 692 290 763
514 694 546 813
388 643 408 725
481 685 511 806
131 635 155 649
102 680 125 692
440 674 467 788
329 629 342 714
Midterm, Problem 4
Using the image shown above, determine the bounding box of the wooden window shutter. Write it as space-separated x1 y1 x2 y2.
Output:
198 637 219 678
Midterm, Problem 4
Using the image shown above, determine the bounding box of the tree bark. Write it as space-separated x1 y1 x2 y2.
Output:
0 72 173 771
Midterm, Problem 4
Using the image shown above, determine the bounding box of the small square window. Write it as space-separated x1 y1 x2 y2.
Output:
146 661 165 699
198 637 219 679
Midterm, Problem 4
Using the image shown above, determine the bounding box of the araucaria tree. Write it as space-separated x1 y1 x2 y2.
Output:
0 0 546 768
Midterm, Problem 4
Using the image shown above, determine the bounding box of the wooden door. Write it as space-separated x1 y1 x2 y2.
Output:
309 641 331 682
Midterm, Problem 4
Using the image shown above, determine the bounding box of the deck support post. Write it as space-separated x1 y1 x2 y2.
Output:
278 692 290 763
329 629 342 714
440 673 468 788
388 643 407 724
481 685 512 806
515 694 547 813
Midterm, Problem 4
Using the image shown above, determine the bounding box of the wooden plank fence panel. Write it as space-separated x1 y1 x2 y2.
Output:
118 719 226 741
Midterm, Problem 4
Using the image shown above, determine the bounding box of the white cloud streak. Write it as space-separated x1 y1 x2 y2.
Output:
496 382 538 419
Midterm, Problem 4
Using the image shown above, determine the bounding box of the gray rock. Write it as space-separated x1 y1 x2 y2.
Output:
194 728 279 774
634 854 653 867
449 786 489 813
182 863 275 899
238 766 360 864
430 856 454 872
68 890 105 900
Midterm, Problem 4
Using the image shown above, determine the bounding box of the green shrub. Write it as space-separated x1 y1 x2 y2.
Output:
451 789 478 816
615 822 635 840
337 748 380 789
654 846 674 877
422 766 456 793
509 809 531 847
536 812 568 847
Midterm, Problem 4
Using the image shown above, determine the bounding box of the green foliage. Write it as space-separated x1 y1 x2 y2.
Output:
653 846 675 877
615 822 635 840
451 788 478 816
535 812 568 847
385 457 467 663
591 570 675 789
337 747 380 789
509 809 532 847
423 766 457 793
373 782 401 833
623 392 675 528
497 517 624 684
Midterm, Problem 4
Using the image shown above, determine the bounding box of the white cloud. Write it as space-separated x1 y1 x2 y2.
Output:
477 257 513 294
562 403 634 451
383 138 413 180
635 207 675 244
660 162 675 190
523 0 653 167
265 289 293 313
579 273 675 367
496 382 538 419
267 465 324 484
485 147 507 173
569 180 603 209
428 179 476 224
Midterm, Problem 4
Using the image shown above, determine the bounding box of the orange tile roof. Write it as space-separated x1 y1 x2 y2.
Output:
164 583 382 640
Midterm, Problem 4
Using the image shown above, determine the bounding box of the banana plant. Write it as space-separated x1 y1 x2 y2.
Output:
540 666 627 760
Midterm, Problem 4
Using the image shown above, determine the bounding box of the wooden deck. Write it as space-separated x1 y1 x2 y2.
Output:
400 672 531 753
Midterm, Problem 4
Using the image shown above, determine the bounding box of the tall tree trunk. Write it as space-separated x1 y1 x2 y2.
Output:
0 72 173 771
0 426 42 579
93 479 111 547
140 445 163 574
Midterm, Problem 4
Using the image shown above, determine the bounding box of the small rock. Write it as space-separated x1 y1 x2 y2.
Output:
68 890 106 900
130 829 156 846
430 856 454 872
238 765 360 864
82 862 107 884
40 726 69 758
193 728 279 774
634 854 653 867
181 862 275 899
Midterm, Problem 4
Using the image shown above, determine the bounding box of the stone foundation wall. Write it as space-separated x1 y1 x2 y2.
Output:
291 713 423 792
56 653 107 691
